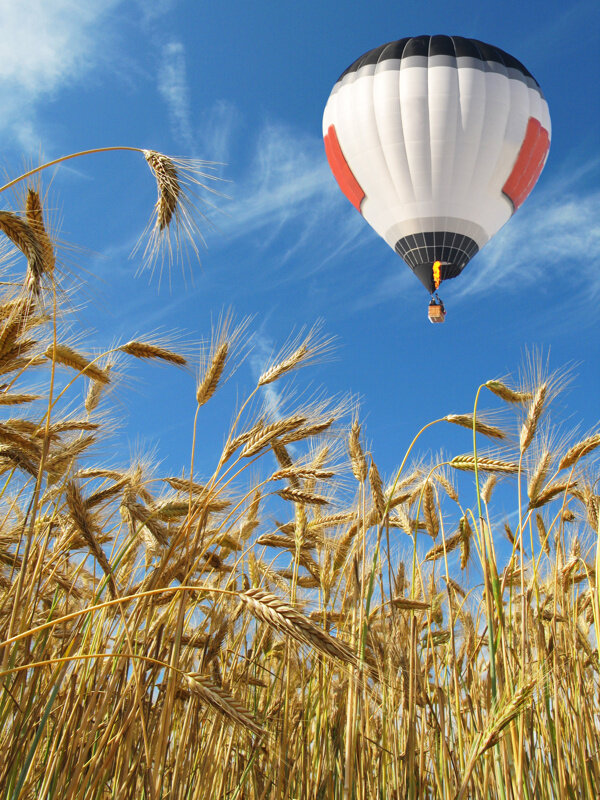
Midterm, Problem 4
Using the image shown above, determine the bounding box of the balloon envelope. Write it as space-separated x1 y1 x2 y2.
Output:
323 35 551 293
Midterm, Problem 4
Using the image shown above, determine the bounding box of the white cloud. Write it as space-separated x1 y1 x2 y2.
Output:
0 0 123 148
157 40 194 149
214 120 361 269
228 124 336 228
135 0 177 24
198 100 242 166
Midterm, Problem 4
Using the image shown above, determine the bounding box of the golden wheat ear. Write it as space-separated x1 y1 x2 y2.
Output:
257 323 335 387
25 189 56 279
144 151 180 231
0 210 45 294
135 150 224 277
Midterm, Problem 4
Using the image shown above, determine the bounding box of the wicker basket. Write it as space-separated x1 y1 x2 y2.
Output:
428 304 446 323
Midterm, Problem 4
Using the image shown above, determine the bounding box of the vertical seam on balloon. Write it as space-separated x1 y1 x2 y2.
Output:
405 48 429 269
468 39 488 209
446 36 461 263
492 50 519 219
395 47 414 207
372 63 397 201
468 40 498 239
457 62 484 216
427 37 435 267
370 51 407 240
442 36 462 275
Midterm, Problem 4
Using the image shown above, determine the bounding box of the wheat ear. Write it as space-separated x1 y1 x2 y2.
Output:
450 455 519 474
185 674 265 737
197 342 228 406
485 380 532 403
144 150 180 230
520 384 547 453
25 189 56 278
348 419 367 482
559 433 600 471
65 481 117 597
120 341 187 366
239 587 358 666
444 414 507 440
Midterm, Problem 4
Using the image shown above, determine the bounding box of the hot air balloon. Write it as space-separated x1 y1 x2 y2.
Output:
322 35 551 322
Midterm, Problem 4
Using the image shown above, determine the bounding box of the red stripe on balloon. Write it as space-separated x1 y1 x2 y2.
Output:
323 125 365 212
502 117 550 211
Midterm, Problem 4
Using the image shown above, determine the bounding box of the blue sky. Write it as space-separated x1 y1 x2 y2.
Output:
1 0 598 488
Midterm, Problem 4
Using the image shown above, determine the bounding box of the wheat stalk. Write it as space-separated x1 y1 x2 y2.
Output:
457 679 537 799
390 597 430 611
460 515 473 569
259 344 307 386
0 445 38 476
434 472 459 502
535 513 550 555
85 364 112 413
270 466 334 482
480 475 497 504
369 457 386 518
164 475 206 493
257 323 333 386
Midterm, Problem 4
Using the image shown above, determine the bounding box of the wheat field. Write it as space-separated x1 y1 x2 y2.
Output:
0 151 598 799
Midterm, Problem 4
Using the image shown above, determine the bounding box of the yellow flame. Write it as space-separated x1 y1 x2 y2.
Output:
433 260 442 290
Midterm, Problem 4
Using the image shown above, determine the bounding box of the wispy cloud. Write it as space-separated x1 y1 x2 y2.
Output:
157 40 194 149
135 0 177 24
198 100 242 167
0 0 123 149
211 119 370 270
224 123 337 235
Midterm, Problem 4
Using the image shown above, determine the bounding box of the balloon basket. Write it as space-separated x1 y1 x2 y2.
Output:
428 303 446 324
